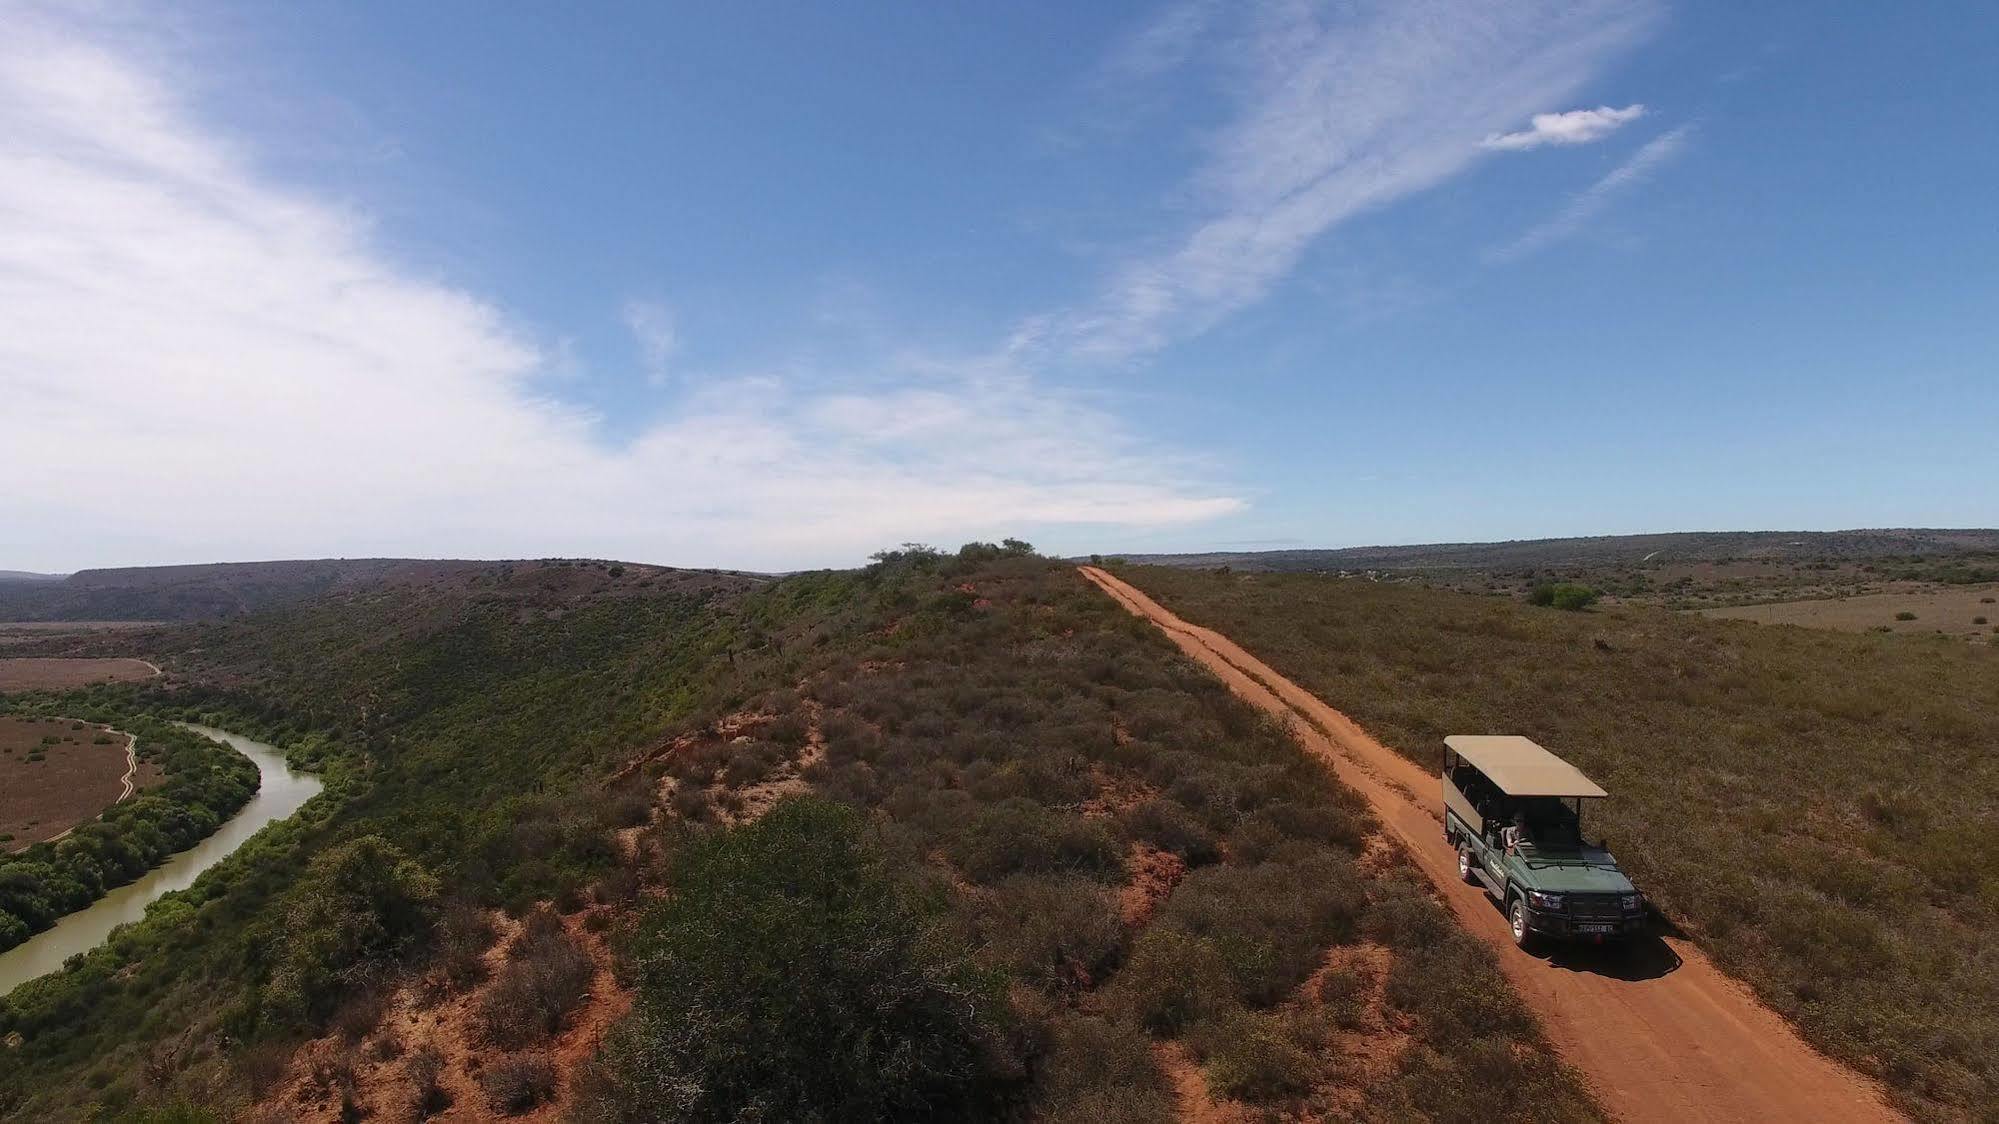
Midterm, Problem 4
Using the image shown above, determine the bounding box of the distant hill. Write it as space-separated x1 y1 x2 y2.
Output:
1111 528 1999 573
0 557 750 622
0 571 64 583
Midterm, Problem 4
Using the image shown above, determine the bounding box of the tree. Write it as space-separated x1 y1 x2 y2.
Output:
591 798 1018 1121
264 834 438 1026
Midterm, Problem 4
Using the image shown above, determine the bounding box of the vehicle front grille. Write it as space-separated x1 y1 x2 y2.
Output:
1566 893 1624 919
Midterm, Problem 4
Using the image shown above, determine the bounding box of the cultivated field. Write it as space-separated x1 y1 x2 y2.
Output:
0 657 160 693
0 716 152 851
1698 584 1999 641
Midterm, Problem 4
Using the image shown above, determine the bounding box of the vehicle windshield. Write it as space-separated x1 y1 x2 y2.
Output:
1519 796 1590 851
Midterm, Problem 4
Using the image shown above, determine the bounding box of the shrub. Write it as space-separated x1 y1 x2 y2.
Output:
1894 611 1918 621
1115 927 1237 1035
479 1051 557 1114
1527 582 1598 610
1121 798 1221 865
437 901 499 987
1158 855 1368 1005
593 798 1019 1120
1031 1014 1175 1124
264 836 439 1027
1973 617 1987 626
403 1045 450 1117
972 875 1125 991
948 798 1123 884
479 910 594 1047
1191 1009 1317 1103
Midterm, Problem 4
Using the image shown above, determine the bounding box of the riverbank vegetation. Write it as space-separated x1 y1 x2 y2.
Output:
0 703 258 952
1121 564 1999 1121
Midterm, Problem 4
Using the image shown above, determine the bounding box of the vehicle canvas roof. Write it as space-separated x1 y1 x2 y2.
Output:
1444 734 1608 798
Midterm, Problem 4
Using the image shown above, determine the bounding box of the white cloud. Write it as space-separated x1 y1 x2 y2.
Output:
1481 104 1646 151
1051 0 1658 362
1486 124 1693 261
622 298 677 385
0 5 1238 572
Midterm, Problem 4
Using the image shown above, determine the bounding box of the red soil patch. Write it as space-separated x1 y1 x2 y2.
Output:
0 716 137 851
0 656 159 693
1296 940 1411 1116
1079 762 1157 820
1119 843 1187 928
1155 1041 1257 1124
263 908 628 1122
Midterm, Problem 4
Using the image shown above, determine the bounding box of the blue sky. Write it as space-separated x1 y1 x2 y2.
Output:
3 1 1995 571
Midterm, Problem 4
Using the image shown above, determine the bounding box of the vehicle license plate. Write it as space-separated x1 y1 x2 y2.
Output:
1577 923 1614 934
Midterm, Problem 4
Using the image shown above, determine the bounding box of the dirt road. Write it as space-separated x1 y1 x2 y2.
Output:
1078 566 1902 1124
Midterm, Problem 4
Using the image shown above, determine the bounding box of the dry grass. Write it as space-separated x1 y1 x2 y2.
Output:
1125 563 1999 1120
1697 583 1999 642
0 656 158 693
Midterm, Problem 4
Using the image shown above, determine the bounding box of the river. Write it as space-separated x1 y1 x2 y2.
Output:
0 725 321 995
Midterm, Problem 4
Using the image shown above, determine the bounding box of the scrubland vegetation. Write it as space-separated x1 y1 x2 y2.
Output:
1124 564 1999 1120
580 547 1596 1121
3 548 1599 1120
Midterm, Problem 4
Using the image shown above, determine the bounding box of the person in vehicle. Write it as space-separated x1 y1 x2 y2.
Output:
1502 810 1530 852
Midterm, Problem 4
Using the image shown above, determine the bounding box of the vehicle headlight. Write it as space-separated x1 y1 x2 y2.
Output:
1621 893 1643 912
1527 891 1563 910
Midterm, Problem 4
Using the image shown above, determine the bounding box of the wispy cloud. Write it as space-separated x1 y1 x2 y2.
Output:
1049 0 1660 363
622 298 678 385
1481 104 1646 151
1097 0 1218 88
0 5 1238 571
1486 124 1693 261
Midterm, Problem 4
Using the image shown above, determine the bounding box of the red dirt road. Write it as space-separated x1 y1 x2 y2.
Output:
1079 566 1901 1124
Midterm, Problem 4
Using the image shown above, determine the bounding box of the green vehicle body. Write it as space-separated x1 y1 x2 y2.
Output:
1439 735 1647 948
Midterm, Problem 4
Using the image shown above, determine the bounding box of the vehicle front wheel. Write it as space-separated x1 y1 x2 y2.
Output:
1509 896 1536 951
1458 846 1479 885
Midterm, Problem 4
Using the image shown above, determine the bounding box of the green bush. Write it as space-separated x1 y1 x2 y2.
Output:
264 835 439 1027
1157 855 1368 1005
592 798 1019 1121
1115 927 1237 1035
1894 611 1918 621
970 874 1125 992
1529 582 1601 611
947 798 1123 884
1030 1014 1175 1124
1192 1009 1318 1103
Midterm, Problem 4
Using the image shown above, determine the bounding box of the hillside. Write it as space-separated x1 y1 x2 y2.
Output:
0 548 1600 1122
0 558 751 623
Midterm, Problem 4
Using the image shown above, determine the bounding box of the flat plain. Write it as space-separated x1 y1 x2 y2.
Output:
0 716 155 851
0 657 160 693
1697 584 1999 641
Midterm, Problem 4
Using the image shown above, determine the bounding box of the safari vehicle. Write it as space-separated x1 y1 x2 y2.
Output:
1441 734 1646 949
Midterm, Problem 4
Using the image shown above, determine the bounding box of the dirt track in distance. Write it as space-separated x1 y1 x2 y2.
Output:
1079 566 1902 1124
